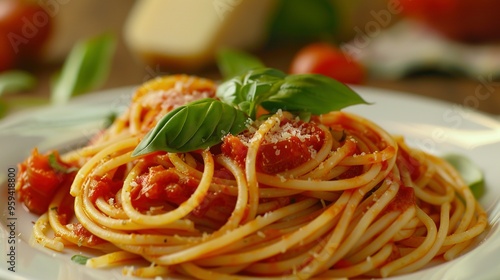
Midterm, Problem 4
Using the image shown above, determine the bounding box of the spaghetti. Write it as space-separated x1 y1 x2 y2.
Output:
16 75 487 279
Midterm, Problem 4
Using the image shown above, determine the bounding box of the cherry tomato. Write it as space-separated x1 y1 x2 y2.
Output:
289 43 366 85
0 0 52 69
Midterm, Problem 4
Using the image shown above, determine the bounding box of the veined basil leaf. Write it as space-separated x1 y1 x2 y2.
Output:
51 33 116 105
261 73 369 115
217 48 265 80
0 70 37 96
217 68 286 118
444 154 485 199
132 98 248 155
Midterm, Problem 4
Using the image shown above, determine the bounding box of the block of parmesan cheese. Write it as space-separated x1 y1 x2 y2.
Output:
124 0 279 71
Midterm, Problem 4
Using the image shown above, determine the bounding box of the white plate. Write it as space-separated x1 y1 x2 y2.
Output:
1 86 499 280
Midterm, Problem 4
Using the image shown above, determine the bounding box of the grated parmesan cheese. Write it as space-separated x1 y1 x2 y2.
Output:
278 175 286 183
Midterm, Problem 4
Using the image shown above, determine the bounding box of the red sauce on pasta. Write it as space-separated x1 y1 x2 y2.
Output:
17 149 76 215
222 119 326 174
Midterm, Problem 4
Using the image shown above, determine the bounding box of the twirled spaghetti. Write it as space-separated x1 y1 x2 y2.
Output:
16 75 487 279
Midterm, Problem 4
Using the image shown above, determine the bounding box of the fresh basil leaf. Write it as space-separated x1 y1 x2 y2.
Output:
217 48 265 80
261 74 369 115
444 154 485 199
217 68 286 118
51 33 116 105
48 153 78 173
138 67 369 154
132 98 248 155
71 254 90 265
241 68 287 85
0 70 37 96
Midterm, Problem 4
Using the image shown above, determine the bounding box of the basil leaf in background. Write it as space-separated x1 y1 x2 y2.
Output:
261 74 369 115
444 154 485 199
71 254 90 265
268 0 339 43
217 68 286 118
132 98 248 155
51 33 116 105
0 100 7 118
0 70 37 96
217 48 265 80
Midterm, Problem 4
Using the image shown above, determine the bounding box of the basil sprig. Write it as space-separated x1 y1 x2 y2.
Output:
132 68 368 156
218 68 369 118
217 68 287 119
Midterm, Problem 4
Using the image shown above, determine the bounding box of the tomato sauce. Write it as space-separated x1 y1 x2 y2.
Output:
69 223 106 246
17 149 77 215
130 164 236 221
131 165 197 210
88 175 123 203
398 148 422 180
222 119 325 174
384 185 416 213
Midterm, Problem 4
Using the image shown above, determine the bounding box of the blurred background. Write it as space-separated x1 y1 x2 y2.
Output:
1 0 499 117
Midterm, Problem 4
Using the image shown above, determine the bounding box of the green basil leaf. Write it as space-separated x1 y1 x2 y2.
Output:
138 66 369 154
71 254 90 265
268 0 339 42
241 67 287 85
217 48 265 80
132 98 248 155
0 70 37 96
48 153 78 173
217 68 286 118
51 33 116 105
0 99 8 119
260 74 369 115
444 154 485 199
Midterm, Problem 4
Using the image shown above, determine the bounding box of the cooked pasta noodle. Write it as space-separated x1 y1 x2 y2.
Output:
16 75 487 279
